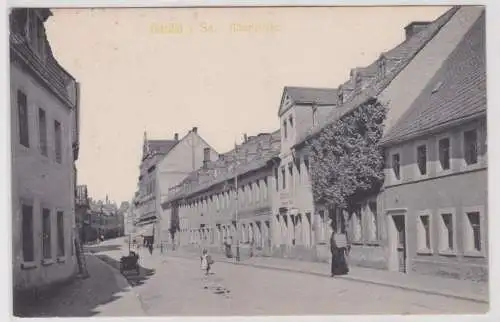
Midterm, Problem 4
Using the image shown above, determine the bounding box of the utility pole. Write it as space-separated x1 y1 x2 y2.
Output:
234 165 240 262
233 141 241 262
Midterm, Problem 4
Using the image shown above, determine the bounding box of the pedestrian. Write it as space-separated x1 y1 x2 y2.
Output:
330 230 350 277
250 239 254 258
200 248 214 276
223 237 233 258
148 241 154 255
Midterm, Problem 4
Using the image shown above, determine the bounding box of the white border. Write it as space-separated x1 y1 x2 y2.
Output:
2 1 499 322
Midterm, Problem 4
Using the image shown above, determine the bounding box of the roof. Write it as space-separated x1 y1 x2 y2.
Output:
147 140 178 155
285 86 338 105
10 8 78 109
381 12 486 146
294 6 460 146
164 130 281 205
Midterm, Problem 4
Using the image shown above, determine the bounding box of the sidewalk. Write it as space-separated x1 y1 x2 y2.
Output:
170 248 489 304
14 254 145 317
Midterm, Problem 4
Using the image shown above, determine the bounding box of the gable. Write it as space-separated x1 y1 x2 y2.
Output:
278 90 294 116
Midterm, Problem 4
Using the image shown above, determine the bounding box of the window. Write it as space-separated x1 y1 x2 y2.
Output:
18 90 29 148
54 120 62 163
247 184 252 204
289 116 294 128
22 203 34 262
319 210 326 242
378 57 387 79
288 163 293 190
283 120 287 139
464 129 478 165
255 182 260 203
417 145 427 175
352 209 362 242
417 214 431 252
439 213 454 252
465 211 482 253
35 14 46 60
438 138 450 170
274 168 279 191
281 167 286 190
368 201 378 241
38 108 48 156
42 208 52 259
57 211 65 257
392 153 401 180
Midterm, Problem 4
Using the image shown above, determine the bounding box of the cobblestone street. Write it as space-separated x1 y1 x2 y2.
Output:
88 240 488 316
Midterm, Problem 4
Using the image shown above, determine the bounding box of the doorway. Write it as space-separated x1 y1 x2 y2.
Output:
388 213 407 273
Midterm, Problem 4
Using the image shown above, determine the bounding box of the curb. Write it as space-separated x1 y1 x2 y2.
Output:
91 254 149 315
170 252 488 305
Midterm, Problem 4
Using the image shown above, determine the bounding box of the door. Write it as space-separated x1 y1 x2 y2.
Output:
264 221 271 254
393 215 407 273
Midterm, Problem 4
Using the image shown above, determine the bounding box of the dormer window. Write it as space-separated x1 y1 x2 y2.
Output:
337 89 344 105
378 56 386 79
25 9 46 61
312 105 318 126
355 74 362 92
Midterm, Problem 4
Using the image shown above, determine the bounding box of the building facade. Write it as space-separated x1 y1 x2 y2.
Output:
273 87 338 261
380 12 487 281
163 131 281 257
75 185 91 243
88 199 123 240
277 6 484 271
10 8 80 294
133 127 218 246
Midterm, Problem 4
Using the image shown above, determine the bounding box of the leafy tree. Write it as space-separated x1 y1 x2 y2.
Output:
308 98 387 213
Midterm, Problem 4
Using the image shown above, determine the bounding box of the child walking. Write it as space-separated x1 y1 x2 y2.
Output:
200 249 214 276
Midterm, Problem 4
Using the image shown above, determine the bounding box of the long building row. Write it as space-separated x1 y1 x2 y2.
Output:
135 6 487 282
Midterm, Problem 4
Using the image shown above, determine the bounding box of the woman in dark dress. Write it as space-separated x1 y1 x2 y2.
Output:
330 231 350 277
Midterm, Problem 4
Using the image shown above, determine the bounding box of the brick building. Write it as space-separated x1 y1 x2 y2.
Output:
379 12 487 281
10 8 80 295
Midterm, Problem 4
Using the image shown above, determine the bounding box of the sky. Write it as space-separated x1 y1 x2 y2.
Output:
44 6 450 203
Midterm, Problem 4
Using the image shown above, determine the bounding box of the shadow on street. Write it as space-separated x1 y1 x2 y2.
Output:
84 244 123 254
95 254 156 287
13 255 134 317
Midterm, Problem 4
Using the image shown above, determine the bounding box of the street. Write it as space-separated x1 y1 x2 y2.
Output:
90 240 487 316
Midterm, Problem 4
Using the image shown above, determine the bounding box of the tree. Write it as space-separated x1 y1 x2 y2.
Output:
308 98 387 213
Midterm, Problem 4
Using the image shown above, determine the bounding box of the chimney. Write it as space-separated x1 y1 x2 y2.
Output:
192 127 198 134
404 21 431 40
243 133 248 143
174 133 179 141
203 147 210 169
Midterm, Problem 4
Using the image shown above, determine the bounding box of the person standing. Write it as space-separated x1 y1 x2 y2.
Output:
330 230 350 277
200 249 214 276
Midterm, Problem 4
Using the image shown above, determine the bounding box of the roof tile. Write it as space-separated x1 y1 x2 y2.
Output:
381 12 486 145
